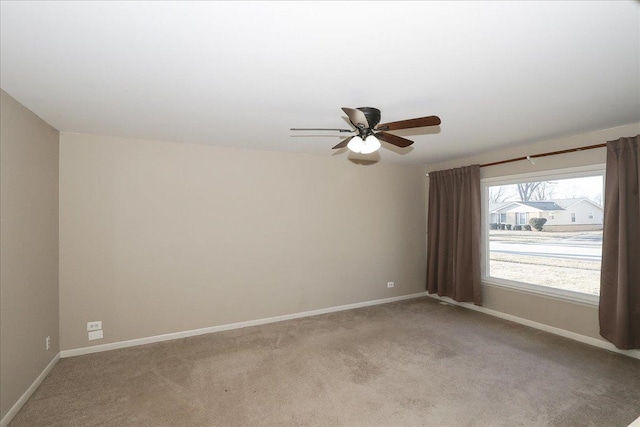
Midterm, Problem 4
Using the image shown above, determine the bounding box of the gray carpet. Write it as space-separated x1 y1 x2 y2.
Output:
9 297 640 426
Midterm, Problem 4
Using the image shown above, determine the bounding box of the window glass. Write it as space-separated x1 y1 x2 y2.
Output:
485 172 604 297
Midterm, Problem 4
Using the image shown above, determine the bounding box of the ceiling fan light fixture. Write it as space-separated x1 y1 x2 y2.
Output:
347 135 381 154
347 136 363 153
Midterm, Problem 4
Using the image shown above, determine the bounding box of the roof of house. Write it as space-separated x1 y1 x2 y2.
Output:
517 201 565 211
550 198 603 210
489 198 602 213
488 202 513 213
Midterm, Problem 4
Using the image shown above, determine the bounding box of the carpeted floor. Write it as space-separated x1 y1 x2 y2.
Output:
9 297 640 426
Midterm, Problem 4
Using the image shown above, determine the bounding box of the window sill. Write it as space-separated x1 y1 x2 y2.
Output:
482 277 600 307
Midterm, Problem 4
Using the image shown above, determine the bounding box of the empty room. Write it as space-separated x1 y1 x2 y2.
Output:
1 1 639 426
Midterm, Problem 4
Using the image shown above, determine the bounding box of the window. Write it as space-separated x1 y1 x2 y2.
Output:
499 213 506 224
483 166 605 303
515 212 528 225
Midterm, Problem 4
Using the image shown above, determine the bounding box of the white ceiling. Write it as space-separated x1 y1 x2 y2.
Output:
1 1 638 164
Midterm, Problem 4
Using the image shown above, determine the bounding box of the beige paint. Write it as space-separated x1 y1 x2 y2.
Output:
59 133 427 351
425 122 640 342
0 90 59 419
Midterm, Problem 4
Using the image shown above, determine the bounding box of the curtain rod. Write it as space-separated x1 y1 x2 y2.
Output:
479 143 607 168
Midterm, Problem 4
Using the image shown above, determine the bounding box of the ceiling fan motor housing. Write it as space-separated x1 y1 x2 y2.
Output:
357 107 381 129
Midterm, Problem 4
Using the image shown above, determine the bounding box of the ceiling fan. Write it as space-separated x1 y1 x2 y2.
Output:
291 107 441 154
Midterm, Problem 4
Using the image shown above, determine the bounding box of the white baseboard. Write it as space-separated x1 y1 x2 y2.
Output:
61 292 430 358
425 293 640 360
1 352 60 427
61 291 640 361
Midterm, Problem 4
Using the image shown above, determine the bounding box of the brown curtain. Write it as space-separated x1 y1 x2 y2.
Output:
426 164 482 305
599 135 640 350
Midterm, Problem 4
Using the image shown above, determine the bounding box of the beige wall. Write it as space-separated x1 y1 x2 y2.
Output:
425 122 640 342
59 133 427 351
0 90 59 419
5 98 633 418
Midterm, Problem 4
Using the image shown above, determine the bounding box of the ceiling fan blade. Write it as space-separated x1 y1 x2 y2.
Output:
291 128 353 132
342 107 369 128
332 136 354 149
375 132 414 148
377 115 441 131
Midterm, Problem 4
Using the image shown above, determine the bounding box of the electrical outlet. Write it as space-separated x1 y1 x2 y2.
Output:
387 282 395 288
88 330 104 341
46 336 51 350
87 321 102 332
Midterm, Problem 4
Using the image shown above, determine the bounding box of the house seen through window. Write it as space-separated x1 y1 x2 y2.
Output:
485 171 604 299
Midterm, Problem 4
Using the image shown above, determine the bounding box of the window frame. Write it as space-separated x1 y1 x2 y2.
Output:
481 164 605 306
